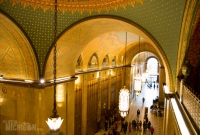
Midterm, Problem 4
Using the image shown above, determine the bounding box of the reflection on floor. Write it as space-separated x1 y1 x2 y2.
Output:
95 84 164 135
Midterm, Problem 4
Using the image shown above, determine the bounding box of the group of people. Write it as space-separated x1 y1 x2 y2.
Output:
102 105 156 135
102 111 155 135
103 110 122 135
119 119 154 134
147 81 158 89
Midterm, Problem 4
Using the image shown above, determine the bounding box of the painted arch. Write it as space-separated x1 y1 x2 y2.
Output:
0 13 39 80
44 16 172 89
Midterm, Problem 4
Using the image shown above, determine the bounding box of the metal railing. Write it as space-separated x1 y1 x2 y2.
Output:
182 85 200 131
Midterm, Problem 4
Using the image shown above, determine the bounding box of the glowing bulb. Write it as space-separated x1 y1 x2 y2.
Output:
40 79 45 84
46 117 63 131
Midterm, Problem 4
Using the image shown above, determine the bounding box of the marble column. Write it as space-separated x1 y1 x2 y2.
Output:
97 72 102 122
159 66 166 106
82 74 87 135
163 97 169 135
125 66 131 91
179 79 184 102
66 81 75 135
108 73 111 110
163 85 175 135
115 68 121 106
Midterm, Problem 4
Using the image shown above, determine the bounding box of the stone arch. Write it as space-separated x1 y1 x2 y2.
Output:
0 13 39 80
102 54 109 68
44 15 172 90
111 56 117 67
76 55 83 72
88 53 99 69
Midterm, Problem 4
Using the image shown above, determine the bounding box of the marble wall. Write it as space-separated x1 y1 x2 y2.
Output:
0 84 41 135
0 67 125 135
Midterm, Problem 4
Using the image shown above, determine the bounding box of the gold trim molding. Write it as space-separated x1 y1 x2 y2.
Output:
176 0 198 76
0 0 152 14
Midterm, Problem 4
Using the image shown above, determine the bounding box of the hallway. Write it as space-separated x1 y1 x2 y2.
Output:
96 83 164 135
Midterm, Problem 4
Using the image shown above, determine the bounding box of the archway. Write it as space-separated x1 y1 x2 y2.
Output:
44 16 172 90
0 13 39 80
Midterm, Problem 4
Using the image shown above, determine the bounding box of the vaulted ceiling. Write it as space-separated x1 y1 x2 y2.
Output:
0 0 199 88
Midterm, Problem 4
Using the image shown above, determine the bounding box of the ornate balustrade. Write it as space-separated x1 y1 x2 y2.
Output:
182 85 200 131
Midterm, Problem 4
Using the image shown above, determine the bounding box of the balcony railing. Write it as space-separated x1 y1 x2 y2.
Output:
182 85 200 131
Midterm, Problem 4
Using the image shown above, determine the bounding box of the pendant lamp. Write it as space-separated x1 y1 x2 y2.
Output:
46 0 63 134
119 32 130 117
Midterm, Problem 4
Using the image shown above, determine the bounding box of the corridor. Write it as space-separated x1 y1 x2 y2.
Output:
96 83 164 135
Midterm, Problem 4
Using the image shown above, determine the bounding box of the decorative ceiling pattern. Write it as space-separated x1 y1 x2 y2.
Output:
0 14 39 80
0 0 150 14
44 18 171 87
0 0 186 81
0 0 194 89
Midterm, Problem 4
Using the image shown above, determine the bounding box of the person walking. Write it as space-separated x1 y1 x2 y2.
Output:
105 120 108 131
115 121 118 130
142 97 145 103
136 120 140 131
128 122 132 132
139 120 142 131
137 109 140 117
150 126 154 135
132 119 136 130
147 121 151 131
121 121 124 132
143 121 147 131
124 121 128 134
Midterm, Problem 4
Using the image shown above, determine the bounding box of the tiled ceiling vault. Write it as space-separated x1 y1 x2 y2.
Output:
0 14 38 80
44 18 168 79
0 0 199 88
0 0 149 14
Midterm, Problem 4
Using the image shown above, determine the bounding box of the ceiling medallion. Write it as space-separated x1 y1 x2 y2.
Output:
0 0 151 14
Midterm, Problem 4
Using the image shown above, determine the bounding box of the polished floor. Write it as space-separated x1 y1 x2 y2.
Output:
95 83 164 135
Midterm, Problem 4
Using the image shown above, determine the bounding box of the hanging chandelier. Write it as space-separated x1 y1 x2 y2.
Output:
134 36 142 96
46 0 63 134
119 32 130 117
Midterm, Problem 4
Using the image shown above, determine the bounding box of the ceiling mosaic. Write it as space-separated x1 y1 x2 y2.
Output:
0 0 187 79
0 0 150 14
0 14 39 80
2 0 198 89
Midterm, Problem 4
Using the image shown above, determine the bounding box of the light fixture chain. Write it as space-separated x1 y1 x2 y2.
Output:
53 0 58 115
124 32 127 86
